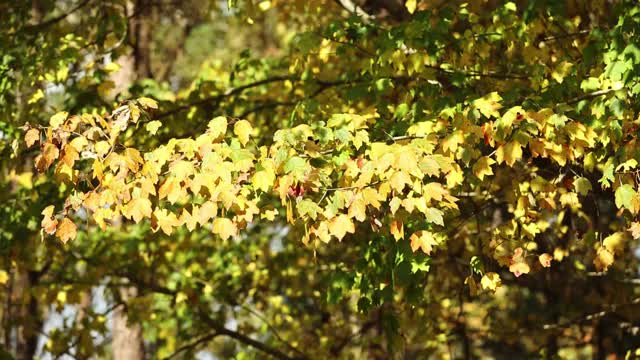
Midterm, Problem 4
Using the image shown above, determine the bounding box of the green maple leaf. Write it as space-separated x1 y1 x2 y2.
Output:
284 156 308 180
615 184 635 210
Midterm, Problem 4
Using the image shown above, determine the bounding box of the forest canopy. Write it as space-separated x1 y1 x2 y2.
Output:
1 0 640 358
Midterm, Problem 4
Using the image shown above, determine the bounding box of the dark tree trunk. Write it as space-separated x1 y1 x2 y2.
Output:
132 0 154 79
15 270 42 360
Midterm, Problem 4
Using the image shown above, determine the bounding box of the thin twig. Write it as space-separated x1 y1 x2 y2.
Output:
156 75 294 119
162 331 220 360
24 0 92 31
567 88 616 104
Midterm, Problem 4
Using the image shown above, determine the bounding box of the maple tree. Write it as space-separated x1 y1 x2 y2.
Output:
2 0 640 358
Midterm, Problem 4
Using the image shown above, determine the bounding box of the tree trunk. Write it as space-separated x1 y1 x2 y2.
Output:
74 290 93 359
15 270 42 360
112 286 144 360
132 0 153 79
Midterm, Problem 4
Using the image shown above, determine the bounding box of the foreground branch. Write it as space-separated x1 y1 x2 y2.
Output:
198 310 307 360
156 75 294 119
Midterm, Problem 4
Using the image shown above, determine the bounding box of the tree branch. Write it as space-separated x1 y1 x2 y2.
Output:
24 0 92 31
198 310 306 360
567 88 615 104
162 331 220 359
108 270 306 360
156 75 294 119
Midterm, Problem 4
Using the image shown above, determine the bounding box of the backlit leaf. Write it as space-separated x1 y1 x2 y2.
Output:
615 184 636 212
56 217 77 244
594 247 614 272
212 218 237 240
538 253 552 267
480 272 501 292
124 198 152 223
137 97 158 109
410 230 437 255
145 120 162 135
24 128 40 148
234 120 253 146
328 215 355 241
424 207 444 226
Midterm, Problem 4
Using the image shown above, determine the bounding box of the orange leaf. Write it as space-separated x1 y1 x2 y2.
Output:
36 142 59 172
56 217 77 244
629 222 640 239
24 128 40 148
538 253 553 267
390 219 404 241
509 262 530 277
409 231 437 255
41 205 57 235
593 247 614 272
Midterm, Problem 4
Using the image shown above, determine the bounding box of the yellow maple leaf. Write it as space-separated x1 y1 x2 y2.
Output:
389 197 402 215
49 111 68 129
389 171 411 193
424 207 444 226
94 141 110 157
473 156 495 180
313 222 332 243
169 160 195 180
233 120 253 146
124 198 152 223
423 182 449 204
180 208 198 232
480 272 502 292
348 196 367 222
122 148 144 172
208 116 228 139
137 96 158 109
496 141 523 166
409 230 438 255
328 215 355 241
593 247 614 272
261 208 278 221
56 217 77 244
441 131 464 154
69 136 88 152
551 61 573 83
197 201 218 225
603 231 626 255
252 167 275 192
145 120 162 135
158 177 186 204
472 92 502 119
152 208 180 235
212 217 237 240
